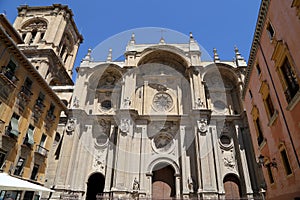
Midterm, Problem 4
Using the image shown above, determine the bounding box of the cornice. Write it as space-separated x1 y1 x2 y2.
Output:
242 0 270 99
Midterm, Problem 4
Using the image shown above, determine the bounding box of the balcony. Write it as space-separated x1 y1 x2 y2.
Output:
0 67 18 101
5 125 20 139
35 145 48 157
18 86 33 102
33 100 46 122
0 66 19 85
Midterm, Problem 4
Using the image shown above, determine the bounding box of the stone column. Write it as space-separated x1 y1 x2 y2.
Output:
33 31 41 44
198 126 218 197
175 175 181 198
236 125 253 197
179 125 191 195
104 125 116 192
24 32 32 44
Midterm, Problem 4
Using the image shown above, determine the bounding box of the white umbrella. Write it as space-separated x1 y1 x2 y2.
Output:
0 173 54 192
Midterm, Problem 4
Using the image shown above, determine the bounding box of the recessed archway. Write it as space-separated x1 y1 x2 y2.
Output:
152 163 176 199
223 174 241 199
86 172 105 200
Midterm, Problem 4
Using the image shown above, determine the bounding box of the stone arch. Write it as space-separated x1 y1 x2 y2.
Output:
86 172 105 200
223 173 242 199
49 77 61 86
147 157 180 175
87 64 123 90
138 48 189 76
203 63 242 115
21 17 48 29
86 64 123 111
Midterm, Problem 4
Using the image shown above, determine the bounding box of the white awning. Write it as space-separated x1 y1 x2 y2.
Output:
0 173 54 192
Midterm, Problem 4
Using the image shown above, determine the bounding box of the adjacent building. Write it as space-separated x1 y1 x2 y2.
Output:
0 4 82 200
243 0 300 199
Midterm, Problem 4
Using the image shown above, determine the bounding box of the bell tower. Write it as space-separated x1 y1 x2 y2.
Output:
13 4 83 85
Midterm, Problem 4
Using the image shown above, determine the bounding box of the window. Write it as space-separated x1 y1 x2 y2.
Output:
30 164 39 180
281 58 299 103
14 157 25 176
265 94 275 117
6 113 20 137
29 30 37 44
21 78 33 97
0 150 6 169
281 149 292 175
255 118 264 146
40 134 47 147
24 124 35 146
256 64 261 75
266 22 275 40
249 90 253 99
35 92 45 110
266 163 275 184
2 60 17 81
259 81 276 122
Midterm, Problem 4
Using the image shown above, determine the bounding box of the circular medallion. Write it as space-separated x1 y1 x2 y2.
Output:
152 132 175 153
152 92 173 112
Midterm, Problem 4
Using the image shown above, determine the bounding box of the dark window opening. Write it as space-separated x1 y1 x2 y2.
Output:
255 118 264 146
14 157 25 176
0 151 6 169
281 58 299 102
249 90 253 99
266 163 275 184
30 164 39 180
267 23 275 40
266 94 275 118
281 149 292 175
256 64 261 75
29 30 37 44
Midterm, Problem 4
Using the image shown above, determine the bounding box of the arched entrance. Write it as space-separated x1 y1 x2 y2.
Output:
223 174 241 199
86 173 105 200
152 164 176 199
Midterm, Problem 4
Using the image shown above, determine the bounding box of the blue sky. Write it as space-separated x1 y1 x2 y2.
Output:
1 0 261 74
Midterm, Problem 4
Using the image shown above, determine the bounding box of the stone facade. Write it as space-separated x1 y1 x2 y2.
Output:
46 32 260 199
243 0 300 199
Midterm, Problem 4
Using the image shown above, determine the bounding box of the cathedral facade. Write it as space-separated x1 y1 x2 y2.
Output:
46 33 260 199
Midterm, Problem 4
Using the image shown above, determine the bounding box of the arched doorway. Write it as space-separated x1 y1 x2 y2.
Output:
152 164 176 199
86 173 105 200
223 174 241 199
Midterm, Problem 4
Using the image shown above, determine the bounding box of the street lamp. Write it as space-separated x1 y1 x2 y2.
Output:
258 154 277 168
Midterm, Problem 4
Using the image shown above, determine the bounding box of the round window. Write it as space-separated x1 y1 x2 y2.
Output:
101 100 112 110
95 134 109 146
220 135 231 145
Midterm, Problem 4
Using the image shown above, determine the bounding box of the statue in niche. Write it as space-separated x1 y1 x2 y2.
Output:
123 97 131 108
224 153 235 168
132 177 140 190
187 177 194 192
195 97 204 109
73 96 79 108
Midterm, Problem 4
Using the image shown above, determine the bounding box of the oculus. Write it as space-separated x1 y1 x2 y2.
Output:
152 92 173 112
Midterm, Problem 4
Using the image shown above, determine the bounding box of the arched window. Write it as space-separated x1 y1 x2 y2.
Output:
21 19 47 45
